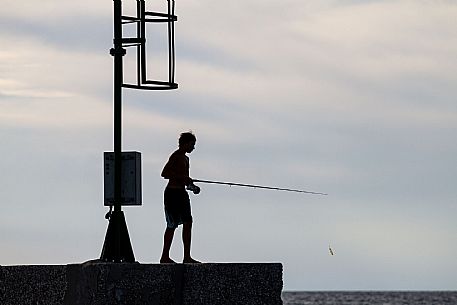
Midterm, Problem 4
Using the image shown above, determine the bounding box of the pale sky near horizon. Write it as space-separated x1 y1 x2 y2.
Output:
1 0 456 290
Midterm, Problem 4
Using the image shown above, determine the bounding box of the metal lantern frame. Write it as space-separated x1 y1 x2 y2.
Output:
121 0 177 90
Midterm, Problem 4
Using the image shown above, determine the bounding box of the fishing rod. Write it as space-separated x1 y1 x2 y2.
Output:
191 179 328 196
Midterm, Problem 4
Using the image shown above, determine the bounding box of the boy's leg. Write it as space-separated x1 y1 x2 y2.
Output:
160 227 176 263
182 221 201 263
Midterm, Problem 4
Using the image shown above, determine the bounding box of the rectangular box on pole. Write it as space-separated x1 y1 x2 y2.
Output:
104 151 142 206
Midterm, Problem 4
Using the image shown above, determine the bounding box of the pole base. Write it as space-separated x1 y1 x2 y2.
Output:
100 209 135 262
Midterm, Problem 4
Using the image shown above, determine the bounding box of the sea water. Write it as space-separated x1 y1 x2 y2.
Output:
281 291 457 305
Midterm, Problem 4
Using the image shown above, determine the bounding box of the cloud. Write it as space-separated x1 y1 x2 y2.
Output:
1 0 456 290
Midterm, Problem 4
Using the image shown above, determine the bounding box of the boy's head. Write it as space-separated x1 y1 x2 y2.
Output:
179 132 196 153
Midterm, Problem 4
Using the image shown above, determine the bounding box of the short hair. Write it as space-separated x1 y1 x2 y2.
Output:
179 132 196 146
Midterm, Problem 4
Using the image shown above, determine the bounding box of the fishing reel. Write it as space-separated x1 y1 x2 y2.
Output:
186 182 200 194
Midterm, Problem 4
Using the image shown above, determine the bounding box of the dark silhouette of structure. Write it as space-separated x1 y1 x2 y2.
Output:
101 0 177 263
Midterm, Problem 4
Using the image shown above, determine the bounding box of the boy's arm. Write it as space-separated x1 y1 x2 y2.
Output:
161 160 174 179
161 155 192 185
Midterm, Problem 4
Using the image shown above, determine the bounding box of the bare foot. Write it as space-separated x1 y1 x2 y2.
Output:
160 257 177 264
183 257 202 264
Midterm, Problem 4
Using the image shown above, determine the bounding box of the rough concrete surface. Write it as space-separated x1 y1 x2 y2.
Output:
0 262 283 305
0 265 67 305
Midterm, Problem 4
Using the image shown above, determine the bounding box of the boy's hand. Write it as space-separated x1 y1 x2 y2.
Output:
186 182 201 194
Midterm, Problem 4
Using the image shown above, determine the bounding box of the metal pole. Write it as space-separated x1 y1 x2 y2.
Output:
113 0 123 211
101 0 135 262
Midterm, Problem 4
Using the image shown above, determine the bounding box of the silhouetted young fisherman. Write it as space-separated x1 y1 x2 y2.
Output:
160 132 201 264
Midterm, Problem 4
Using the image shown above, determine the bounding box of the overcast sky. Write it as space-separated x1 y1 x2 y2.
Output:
1 0 456 290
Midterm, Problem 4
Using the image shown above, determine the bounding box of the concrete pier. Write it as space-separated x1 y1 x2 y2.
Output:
0 262 283 305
